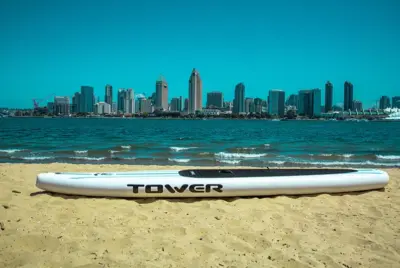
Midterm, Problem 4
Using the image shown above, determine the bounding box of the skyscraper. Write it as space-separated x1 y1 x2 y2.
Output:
54 96 70 115
298 89 321 117
254 98 263 114
155 75 168 111
393 96 400 108
206 91 224 108
325 81 333 112
245 98 255 113
170 97 182 112
268 90 285 117
285 94 298 107
80 86 94 113
188 68 202 114
233 83 245 114
117 88 135 114
379 96 391 109
72 92 81 113
344 81 353 111
105 84 113 105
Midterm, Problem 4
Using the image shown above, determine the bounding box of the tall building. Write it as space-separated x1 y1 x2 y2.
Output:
298 89 321 117
353 100 363 111
105 84 113 105
155 75 168 111
117 88 135 114
254 98 263 113
245 98 255 113
393 96 400 108
268 90 285 117
379 96 391 109
54 96 70 115
170 97 182 112
325 81 333 112
233 83 245 114
344 81 353 111
285 94 298 107
95 102 111 114
188 68 202 114
184 98 189 112
79 86 94 113
206 91 224 108
72 92 81 113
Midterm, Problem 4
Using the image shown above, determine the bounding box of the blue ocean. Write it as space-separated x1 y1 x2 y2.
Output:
0 117 399 167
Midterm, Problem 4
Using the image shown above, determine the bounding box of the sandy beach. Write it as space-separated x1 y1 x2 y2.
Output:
0 163 399 268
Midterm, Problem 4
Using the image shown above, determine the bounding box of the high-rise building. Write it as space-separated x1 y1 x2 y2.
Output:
254 98 263 113
188 68 202 114
353 100 363 111
285 94 298 107
298 89 321 117
245 98 255 113
344 81 353 111
207 91 224 108
379 96 391 109
233 83 245 114
54 96 70 115
155 75 168 111
170 97 182 112
184 98 189 112
117 88 135 114
392 96 400 108
268 90 285 117
80 86 94 113
325 81 333 112
105 84 113 105
72 92 81 113
95 102 111 114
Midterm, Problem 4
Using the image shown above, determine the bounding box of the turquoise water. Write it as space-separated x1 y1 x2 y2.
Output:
0 117 399 167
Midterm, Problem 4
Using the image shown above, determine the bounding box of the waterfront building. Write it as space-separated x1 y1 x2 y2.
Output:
233 83 245 114
268 90 285 117
188 68 202 114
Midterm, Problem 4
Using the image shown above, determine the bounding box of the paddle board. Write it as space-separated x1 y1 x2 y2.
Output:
35 168 389 198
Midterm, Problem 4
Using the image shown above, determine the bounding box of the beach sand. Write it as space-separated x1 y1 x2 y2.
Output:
0 163 399 268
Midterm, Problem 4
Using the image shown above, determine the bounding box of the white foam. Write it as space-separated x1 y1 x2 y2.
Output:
121 145 131 149
71 157 106 161
341 154 354 158
170 147 197 152
376 155 400 160
290 160 400 167
217 159 241 164
0 149 23 153
168 158 190 163
109 150 120 154
14 156 54 160
215 152 267 159
74 150 88 154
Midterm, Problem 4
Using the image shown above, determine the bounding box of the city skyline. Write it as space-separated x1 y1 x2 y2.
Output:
1 1 399 108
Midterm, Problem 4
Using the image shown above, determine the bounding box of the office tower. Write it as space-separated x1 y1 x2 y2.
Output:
392 96 400 108
54 96 70 115
95 102 111 114
285 94 298 107
245 98 255 113
353 100 363 111
254 98 263 113
184 98 189 112
179 96 182 112
105 84 113 105
233 83 245 114
379 96 391 109
170 97 181 112
325 81 333 112
268 90 285 117
188 68 202 113
298 89 321 117
112 102 117 113
117 88 135 114
344 81 353 111
79 86 94 113
155 75 168 111
207 91 224 108
72 92 81 113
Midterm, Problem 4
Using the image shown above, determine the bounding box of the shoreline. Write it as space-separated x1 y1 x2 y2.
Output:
1 163 399 267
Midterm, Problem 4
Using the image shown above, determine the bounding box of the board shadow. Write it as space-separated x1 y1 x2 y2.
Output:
29 188 386 204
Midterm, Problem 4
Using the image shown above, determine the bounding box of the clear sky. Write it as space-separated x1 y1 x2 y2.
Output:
1 0 399 109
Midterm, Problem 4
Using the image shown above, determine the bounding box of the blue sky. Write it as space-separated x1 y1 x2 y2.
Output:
1 0 399 108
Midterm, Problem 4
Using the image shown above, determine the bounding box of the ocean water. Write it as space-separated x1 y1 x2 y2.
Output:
0 117 400 168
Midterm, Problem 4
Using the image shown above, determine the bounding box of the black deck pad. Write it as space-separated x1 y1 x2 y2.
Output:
178 168 358 178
